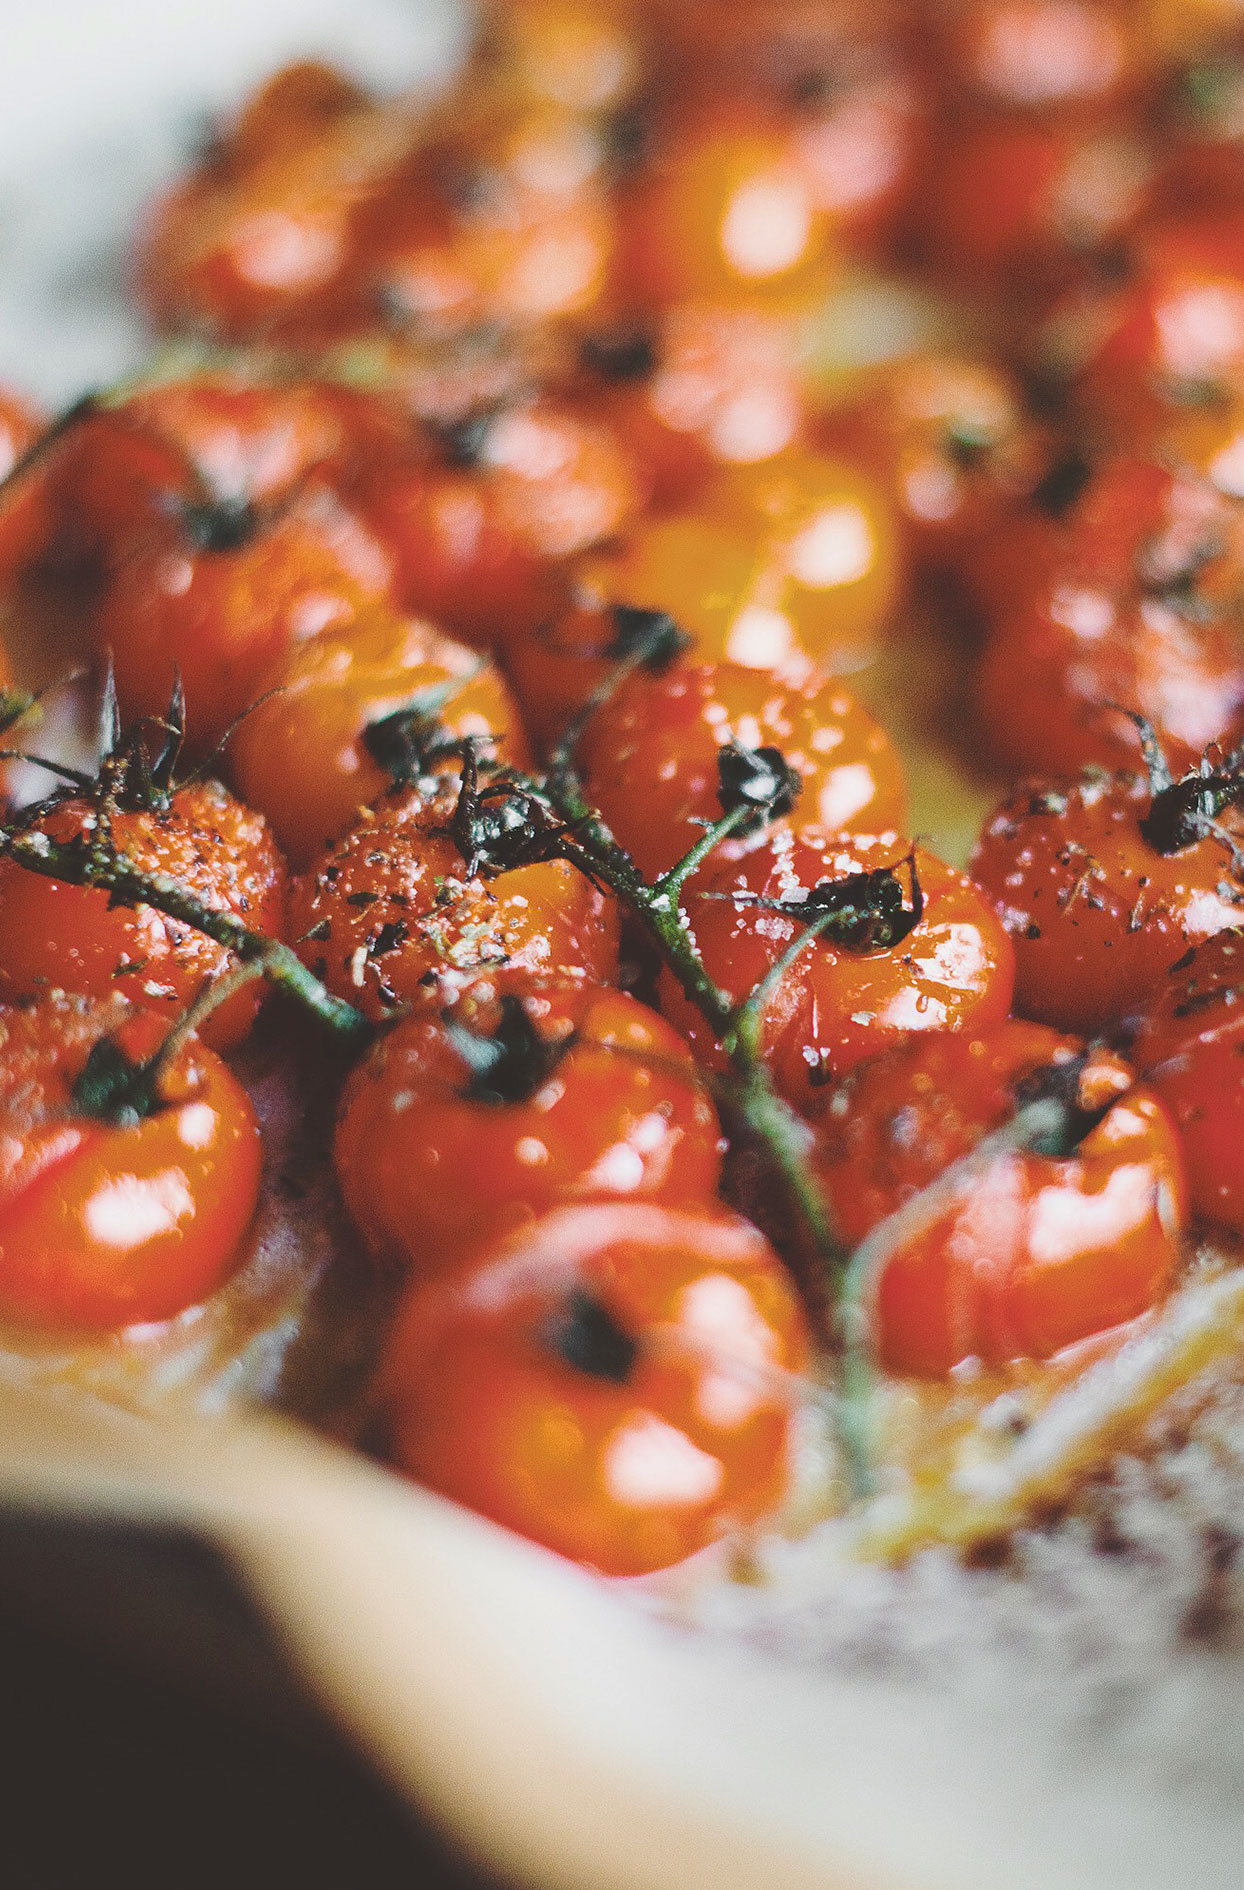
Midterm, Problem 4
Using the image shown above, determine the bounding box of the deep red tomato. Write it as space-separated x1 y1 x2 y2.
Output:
335 975 723 1273
229 606 533 866
578 657 907 877
1130 929 1244 1233
290 779 619 1020
0 992 261 1329
814 1021 1185 1376
0 779 286 1051
662 827 1015 1105
379 1200 808 1574
970 764 1244 1036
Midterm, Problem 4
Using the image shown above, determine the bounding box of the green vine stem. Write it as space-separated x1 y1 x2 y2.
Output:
2 827 370 1045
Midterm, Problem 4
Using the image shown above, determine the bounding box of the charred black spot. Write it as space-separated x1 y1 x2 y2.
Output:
716 740 801 828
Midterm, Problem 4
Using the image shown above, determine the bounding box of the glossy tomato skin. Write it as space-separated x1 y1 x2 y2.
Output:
579 658 908 877
97 480 395 754
290 783 619 1020
229 607 532 866
814 1022 1185 1376
0 782 286 1051
663 827 1015 1105
970 771 1244 1036
336 976 723 1273
379 1201 808 1575
1130 930 1244 1233
0 993 261 1329
355 399 643 650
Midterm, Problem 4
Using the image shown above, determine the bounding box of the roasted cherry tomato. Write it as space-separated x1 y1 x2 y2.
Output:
1130 929 1244 1233
0 778 286 1051
379 1200 808 1574
976 457 1244 775
814 1022 1185 1376
291 777 618 1020
354 397 642 650
0 992 261 1329
662 828 1015 1105
96 478 394 754
336 975 723 1273
579 656 907 877
229 607 532 865
970 758 1244 1036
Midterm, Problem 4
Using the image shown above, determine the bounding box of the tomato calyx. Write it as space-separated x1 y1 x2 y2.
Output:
720 853 926 955
1012 1050 1116 1158
446 743 578 879
539 1286 640 1384
580 322 658 385
362 674 485 787
174 491 260 555
606 603 692 671
70 1033 167 1126
442 991 573 1105
1127 715 1244 856
426 407 500 471
715 740 802 831
1031 448 1093 518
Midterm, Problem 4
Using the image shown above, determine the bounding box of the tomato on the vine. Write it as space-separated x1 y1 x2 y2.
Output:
0 992 261 1329
336 974 723 1273
379 1200 808 1574
814 1021 1185 1375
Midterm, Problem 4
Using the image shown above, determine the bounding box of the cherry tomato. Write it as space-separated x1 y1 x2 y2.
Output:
662 827 1015 1106
290 779 619 1020
0 992 261 1329
476 0 646 116
970 763 1244 1035
336 975 723 1273
96 478 394 753
823 352 1050 573
0 778 286 1051
579 657 907 877
355 397 642 650
618 100 834 307
229 607 532 866
379 1200 808 1574
1129 930 1244 1233
814 1022 1185 1375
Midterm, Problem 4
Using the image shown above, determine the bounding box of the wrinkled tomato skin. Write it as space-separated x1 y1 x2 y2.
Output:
971 772 1244 1037
0 783 286 1051
379 1201 808 1575
97 482 395 754
814 1022 1185 1377
336 977 723 1273
663 828 1015 1105
229 608 532 866
291 784 619 1020
1130 930 1244 1234
579 658 908 877
0 994 261 1330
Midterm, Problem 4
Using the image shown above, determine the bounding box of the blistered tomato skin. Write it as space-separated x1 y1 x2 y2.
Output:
290 783 619 1021
0 994 261 1330
335 977 723 1274
97 481 395 754
379 1201 808 1575
970 772 1244 1037
662 828 1015 1106
814 1022 1186 1377
0 782 286 1052
579 658 908 878
1130 931 1244 1234
229 607 532 866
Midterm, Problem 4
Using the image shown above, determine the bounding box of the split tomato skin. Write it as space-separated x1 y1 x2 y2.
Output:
290 783 619 1021
335 976 723 1274
1130 930 1244 1234
0 781 286 1051
0 993 261 1330
229 607 532 866
970 771 1244 1037
578 658 908 878
663 828 1015 1106
379 1201 808 1576
814 1022 1186 1377
97 480 395 754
